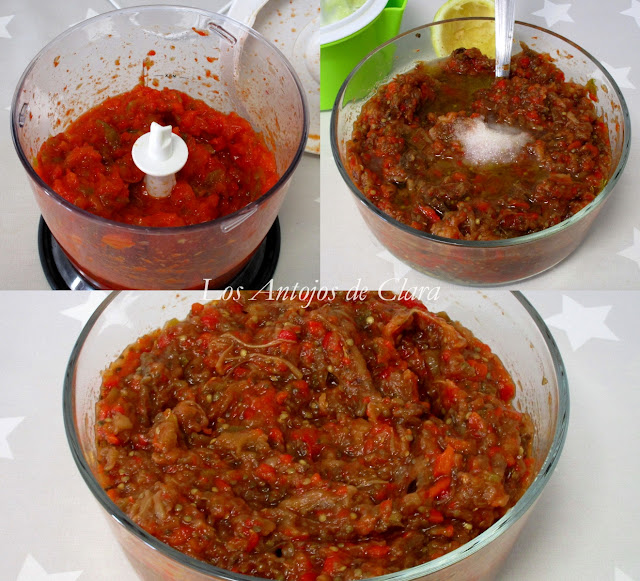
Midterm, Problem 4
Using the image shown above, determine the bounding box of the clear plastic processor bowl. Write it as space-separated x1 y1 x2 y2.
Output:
64 290 568 581
331 19 630 285
11 6 308 289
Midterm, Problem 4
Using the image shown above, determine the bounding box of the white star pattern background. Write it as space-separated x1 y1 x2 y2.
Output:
17 555 82 581
0 416 24 459
597 62 635 90
59 291 109 324
618 569 637 581
0 14 14 38
545 295 619 350
321 0 640 289
622 0 640 26
618 228 640 270
532 0 574 27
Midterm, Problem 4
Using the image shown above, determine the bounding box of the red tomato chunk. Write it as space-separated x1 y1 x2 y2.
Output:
95 292 534 580
36 86 278 226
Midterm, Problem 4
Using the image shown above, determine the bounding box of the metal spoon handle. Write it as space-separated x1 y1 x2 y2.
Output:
495 0 516 77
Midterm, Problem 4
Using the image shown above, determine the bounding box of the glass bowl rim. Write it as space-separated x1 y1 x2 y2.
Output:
63 290 569 580
330 17 631 250
11 4 310 235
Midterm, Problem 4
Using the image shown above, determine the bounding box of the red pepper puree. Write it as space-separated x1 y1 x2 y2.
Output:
36 85 279 227
95 292 534 580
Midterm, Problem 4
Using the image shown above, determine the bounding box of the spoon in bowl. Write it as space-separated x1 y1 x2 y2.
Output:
495 0 516 77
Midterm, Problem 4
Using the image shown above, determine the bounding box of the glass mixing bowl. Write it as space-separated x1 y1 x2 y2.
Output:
11 6 308 289
330 19 630 285
64 290 568 580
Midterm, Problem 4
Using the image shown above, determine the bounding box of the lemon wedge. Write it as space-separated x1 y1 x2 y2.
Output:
432 0 496 58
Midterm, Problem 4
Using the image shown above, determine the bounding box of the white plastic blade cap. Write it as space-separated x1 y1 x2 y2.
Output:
144 174 177 199
150 123 174 161
132 122 189 199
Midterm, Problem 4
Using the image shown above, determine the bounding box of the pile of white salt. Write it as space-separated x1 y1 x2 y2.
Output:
453 117 530 166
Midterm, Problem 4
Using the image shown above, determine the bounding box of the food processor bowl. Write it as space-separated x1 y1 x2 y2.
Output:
11 6 308 289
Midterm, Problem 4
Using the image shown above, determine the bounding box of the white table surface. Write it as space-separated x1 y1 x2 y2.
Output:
0 0 320 290
321 0 640 290
0 290 639 580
